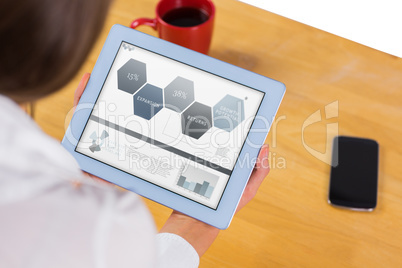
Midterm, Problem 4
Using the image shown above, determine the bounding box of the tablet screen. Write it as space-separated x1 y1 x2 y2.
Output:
76 42 264 209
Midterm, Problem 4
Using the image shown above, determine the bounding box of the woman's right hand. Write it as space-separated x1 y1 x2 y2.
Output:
160 144 270 257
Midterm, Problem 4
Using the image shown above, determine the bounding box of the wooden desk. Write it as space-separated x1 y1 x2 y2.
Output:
35 0 402 266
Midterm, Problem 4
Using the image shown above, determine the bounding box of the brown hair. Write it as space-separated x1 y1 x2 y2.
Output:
0 0 112 103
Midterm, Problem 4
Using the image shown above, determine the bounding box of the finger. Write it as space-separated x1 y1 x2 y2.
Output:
83 171 113 185
248 144 270 189
254 144 270 173
236 145 270 212
73 73 91 106
255 144 269 170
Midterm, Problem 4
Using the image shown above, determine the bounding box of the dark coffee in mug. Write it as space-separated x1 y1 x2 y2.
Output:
162 7 209 27
130 0 215 54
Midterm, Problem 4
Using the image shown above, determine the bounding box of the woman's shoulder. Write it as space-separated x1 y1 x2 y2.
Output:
0 95 83 196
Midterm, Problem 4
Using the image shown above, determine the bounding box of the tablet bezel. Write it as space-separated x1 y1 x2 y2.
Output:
62 24 285 229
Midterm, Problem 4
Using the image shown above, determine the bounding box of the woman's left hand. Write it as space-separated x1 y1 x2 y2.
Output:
74 73 91 106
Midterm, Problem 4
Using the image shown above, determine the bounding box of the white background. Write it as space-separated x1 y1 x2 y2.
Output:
238 0 402 58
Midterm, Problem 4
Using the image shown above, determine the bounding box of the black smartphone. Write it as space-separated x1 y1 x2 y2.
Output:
328 136 379 211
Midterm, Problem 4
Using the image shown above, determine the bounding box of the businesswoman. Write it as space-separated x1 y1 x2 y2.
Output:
0 0 270 267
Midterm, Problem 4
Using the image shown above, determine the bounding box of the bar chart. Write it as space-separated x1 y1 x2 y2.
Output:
176 164 219 199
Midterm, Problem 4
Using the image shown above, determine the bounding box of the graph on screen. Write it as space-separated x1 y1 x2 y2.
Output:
176 164 219 199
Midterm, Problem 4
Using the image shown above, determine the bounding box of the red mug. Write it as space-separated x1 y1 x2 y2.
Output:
130 0 215 54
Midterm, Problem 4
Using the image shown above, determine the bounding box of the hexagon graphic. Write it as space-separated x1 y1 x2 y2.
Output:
117 59 147 94
181 102 212 140
213 95 245 131
164 76 195 113
134 84 163 120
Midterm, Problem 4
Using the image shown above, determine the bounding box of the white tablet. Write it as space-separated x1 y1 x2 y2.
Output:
62 24 285 229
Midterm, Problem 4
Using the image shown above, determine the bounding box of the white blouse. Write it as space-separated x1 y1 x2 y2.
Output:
0 95 199 268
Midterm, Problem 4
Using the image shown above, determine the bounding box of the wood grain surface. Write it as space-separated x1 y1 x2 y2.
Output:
34 0 402 267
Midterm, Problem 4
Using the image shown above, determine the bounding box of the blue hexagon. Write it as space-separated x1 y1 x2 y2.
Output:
134 84 163 120
117 59 147 94
182 102 212 139
213 95 245 131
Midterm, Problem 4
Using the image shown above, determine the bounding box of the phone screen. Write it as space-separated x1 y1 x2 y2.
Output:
329 136 379 210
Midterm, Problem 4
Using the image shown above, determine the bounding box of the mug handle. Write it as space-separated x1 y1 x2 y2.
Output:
130 18 157 30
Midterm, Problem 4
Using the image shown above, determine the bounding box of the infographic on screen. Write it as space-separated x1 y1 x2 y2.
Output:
76 42 264 209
